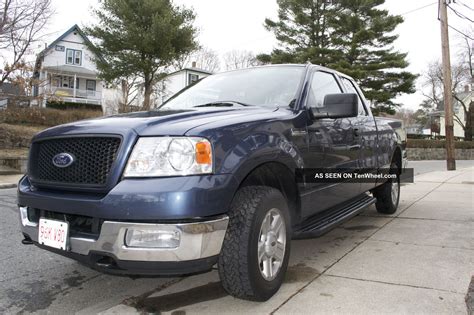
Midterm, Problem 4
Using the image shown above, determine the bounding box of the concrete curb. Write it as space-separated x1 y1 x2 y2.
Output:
0 183 17 189
0 174 23 189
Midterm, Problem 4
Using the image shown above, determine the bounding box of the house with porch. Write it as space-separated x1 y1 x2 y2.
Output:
33 25 106 108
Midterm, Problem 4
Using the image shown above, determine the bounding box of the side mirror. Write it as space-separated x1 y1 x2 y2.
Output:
310 93 359 119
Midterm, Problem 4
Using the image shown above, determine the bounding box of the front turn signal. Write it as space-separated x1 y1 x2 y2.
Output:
195 141 212 165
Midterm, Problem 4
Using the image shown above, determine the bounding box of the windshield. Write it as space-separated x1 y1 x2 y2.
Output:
159 66 305 110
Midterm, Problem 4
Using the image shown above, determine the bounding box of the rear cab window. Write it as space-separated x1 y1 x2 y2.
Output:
339 77 368 116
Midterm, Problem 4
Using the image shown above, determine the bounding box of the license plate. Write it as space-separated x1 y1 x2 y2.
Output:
38 218 69 250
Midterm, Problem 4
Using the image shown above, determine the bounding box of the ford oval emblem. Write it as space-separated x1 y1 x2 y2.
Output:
52 153 75 168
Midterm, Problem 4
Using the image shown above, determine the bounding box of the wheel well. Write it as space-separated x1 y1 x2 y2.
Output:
239 162 300 224
392 146 402 174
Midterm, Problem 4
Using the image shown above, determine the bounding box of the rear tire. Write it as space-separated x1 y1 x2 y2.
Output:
373 162 400 214
218 186 291 301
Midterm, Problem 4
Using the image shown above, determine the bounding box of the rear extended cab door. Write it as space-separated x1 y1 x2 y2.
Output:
301 69 362 219
338 75 379 192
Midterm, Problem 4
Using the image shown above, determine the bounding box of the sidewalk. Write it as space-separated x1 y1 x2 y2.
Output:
0 172 22 189
98 166 473 314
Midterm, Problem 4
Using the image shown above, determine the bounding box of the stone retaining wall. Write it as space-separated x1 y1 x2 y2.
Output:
0 125 31 149
0 157 27 173
407 148 473 160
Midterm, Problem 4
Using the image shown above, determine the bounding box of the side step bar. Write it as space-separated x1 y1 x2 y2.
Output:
293 193 376 239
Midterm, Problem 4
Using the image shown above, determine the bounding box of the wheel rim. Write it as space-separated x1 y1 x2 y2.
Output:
391 179 399 205
258 208 286 281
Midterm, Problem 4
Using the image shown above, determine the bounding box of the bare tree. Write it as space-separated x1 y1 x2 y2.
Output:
422 61 468 109
421 59 471 140
1 58 52 107
457 28 474 141
457 27 473 82
223 50 262 71
0 0 52 84
194 48 220 73
391 108 417 127
173 47 221 73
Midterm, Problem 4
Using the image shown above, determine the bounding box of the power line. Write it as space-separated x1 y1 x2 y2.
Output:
447 4 474 23
400 2 438 16
436 2 474 40
448 24 474 40
456 0 474 13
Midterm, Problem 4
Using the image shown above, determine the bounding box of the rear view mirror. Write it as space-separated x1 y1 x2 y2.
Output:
310 93 358 119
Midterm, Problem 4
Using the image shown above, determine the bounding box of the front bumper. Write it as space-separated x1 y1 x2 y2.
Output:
20 206 228 275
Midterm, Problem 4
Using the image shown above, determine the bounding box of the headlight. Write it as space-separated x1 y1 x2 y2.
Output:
124 137 212 177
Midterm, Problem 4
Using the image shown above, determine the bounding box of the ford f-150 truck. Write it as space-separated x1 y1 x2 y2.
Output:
18 64 404 301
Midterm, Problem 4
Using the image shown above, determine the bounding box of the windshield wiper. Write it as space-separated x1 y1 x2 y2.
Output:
193 101 253 108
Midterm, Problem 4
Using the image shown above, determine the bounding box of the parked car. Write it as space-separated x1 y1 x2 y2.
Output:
18 64 404 301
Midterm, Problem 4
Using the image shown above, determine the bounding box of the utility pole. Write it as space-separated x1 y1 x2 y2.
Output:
439 0 456 170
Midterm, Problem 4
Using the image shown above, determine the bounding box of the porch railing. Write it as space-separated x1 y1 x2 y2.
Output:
49 87 102 101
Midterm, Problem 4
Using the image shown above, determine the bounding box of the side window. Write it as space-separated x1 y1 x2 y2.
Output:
188 73 199 86
66 49 74 64
307 71 342 109
66 49 82 65
340 77 366 116
74 50 82 65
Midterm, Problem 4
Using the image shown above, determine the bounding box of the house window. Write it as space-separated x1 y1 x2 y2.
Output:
66 49 82 65
188 73 199 86
86 80 96 95
67 77 79 89
55 45 65 51
74 51 82 65
66 49 73 64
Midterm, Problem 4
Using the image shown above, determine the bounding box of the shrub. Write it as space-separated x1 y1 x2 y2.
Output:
0 107 103 127
46 101 103 111
407 139 474 149
0 123 44 149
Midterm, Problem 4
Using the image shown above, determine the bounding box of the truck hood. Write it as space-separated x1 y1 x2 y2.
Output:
33 107 285 140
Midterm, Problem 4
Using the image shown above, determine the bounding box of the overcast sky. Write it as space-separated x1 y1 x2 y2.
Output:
40 0 473 111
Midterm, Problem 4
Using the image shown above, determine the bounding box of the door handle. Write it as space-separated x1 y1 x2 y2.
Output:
353 128 360 138
307 127 321 133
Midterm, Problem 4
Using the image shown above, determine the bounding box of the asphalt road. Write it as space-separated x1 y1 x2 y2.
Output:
0 187 180 314
1 161 472 314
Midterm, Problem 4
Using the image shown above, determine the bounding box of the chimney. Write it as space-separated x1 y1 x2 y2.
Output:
465 85 471 93
191 61 197 68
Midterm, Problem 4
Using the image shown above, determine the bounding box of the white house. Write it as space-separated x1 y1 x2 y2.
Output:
157 64 212 105
429 88 473 139
33 25 110 108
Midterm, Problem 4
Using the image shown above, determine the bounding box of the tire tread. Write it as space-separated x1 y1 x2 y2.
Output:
218 186 283 301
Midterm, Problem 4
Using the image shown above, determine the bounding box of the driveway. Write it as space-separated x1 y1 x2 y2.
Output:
0 164 473 314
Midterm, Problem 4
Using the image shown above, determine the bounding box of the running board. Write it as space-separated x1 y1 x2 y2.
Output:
293 194 376 239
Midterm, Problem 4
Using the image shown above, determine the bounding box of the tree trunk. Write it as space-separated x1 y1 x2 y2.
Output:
466 103 473 141
143 81 152 110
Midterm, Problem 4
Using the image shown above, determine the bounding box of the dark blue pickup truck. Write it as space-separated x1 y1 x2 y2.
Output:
19 64 404 301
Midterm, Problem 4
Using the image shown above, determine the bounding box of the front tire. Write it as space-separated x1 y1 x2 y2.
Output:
373 162 400 214
218 186 291 301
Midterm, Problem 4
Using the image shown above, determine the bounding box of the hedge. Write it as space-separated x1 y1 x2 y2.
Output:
407 139 474 149
46 101 103 111
0 107 102 127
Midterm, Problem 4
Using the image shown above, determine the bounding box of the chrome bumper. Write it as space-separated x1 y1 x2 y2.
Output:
20 207 228 262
